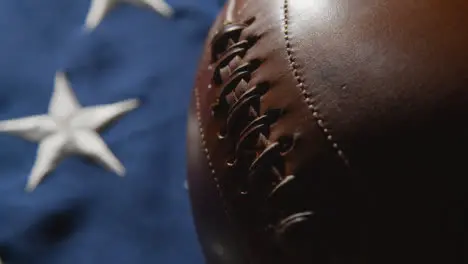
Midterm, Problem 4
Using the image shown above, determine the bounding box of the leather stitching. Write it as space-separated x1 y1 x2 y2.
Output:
282 0 350 166
194 85 232 219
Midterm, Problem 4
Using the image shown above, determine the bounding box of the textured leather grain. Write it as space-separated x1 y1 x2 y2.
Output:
187 0 467 263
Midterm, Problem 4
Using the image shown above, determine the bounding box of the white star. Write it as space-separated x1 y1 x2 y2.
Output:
0 72 139 191
85 0 174 30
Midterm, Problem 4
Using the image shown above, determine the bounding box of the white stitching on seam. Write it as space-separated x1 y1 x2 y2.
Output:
282 0 350 166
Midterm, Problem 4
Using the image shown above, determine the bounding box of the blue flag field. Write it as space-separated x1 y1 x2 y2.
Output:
0 0 223 263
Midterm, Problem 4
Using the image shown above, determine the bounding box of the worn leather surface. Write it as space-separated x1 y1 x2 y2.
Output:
187 0 467 263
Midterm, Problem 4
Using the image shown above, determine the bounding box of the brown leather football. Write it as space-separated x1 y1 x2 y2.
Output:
186 0 467 263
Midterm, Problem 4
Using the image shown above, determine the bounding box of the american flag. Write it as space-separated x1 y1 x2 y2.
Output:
0 0 223 263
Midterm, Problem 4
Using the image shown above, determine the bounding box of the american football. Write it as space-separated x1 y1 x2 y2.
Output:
187 0 466 263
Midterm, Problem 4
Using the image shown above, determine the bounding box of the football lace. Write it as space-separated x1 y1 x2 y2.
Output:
209 21 313 252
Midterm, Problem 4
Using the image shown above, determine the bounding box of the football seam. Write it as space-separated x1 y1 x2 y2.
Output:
194 85 233 222
282 0 350 167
